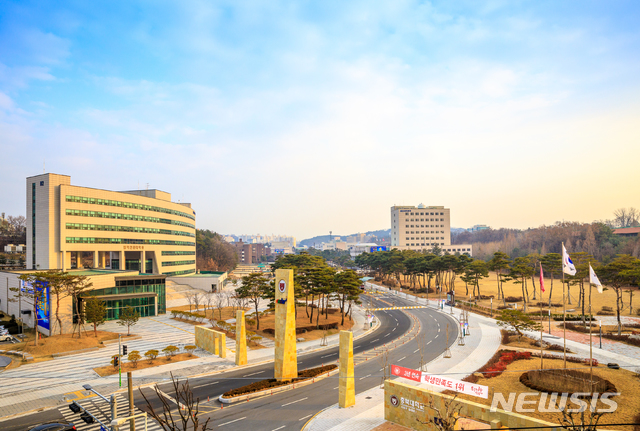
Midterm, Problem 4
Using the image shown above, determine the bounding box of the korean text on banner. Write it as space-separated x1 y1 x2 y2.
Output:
422 373 489 399
391 364 422 382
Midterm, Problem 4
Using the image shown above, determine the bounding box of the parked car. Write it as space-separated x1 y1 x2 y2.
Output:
0 333 13 342
28 422 76 431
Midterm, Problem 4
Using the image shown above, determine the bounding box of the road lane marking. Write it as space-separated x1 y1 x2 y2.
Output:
333 386 339 390
282 397 308 407
438 328 441 333
371 339 379 342
320 353 336 358
243 371 264 377
384 333 390 337
299 414 313 421
219 417 247 426
359 374 371 380
272 427 286 431
392 328 396 332
427 340 432 345
193 382 218 389
414 349 420 353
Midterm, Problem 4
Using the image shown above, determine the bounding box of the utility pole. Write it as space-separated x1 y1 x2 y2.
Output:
111 394 118 429
128 372 135 431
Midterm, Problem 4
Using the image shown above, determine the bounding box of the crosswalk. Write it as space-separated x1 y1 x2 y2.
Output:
59 394 163 431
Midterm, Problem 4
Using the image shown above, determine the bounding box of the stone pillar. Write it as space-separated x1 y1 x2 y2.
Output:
92 251 98 268
76 251 82 269
274 268 297 381
141 250 146 273
339 330 355 408
218 333 226 359
236 310 247 366
100 252 106 269
120 250 125 271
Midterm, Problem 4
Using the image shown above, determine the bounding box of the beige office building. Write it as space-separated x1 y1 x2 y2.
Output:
27 173 196 276
390 204 472 255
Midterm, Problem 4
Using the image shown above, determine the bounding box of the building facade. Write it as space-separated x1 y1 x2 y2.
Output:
233 239 271 264
26 173 196 276
390 204 472 255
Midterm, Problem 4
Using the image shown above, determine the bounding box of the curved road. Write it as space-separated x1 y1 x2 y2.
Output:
137 292 459 431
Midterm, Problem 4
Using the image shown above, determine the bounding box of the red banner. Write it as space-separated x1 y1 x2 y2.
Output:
391 364 422 382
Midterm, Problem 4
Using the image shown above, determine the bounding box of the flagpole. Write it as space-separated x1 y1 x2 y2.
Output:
562 242 567 369
589 280 594 394
539 261 544 370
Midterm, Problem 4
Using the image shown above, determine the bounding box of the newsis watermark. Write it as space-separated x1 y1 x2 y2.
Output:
490 392 619 414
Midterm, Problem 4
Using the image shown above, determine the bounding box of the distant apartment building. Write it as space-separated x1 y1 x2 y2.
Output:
233 239 271 264
467 224 489 232
3 244 25 253
390 204 472 255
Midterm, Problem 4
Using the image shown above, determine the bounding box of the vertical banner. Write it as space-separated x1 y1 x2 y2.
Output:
20 280 50 331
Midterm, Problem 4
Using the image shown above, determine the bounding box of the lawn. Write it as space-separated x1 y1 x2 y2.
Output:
0 330 121 358
376 273 640 319
248 306 355 342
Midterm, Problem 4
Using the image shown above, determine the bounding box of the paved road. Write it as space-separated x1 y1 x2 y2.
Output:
137 293 458 431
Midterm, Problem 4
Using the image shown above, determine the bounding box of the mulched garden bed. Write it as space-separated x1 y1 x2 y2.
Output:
222 364 337 397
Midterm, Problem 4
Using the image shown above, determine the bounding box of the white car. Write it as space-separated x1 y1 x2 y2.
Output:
0 333 12 342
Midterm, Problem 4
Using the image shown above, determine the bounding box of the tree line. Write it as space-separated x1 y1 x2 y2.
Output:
355 248 640 335
196 229 238 272
234 252 363 330
452 208 640 263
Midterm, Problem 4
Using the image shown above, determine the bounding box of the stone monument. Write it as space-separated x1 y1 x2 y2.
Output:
236 310 247 366
339 330 355 408
274 268 297 381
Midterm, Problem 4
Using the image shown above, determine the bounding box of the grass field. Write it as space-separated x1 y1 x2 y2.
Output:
0 330 121 358
381 272 639 318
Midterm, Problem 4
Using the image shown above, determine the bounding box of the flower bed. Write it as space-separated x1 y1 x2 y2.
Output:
479 350 532 378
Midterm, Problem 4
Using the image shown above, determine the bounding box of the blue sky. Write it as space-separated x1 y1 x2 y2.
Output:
1 1 640 240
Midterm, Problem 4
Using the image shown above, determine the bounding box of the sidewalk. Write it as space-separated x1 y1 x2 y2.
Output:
0 303 373 420
305 295 502 431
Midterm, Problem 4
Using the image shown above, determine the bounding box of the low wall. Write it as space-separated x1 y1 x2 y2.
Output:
195 325 226 358
384 380 561 431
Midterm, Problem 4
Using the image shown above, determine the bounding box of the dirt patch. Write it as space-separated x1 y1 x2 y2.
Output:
449 357 640 430
93 353 197 377
247 306 354 342
168 305 248 322
0 331 121 358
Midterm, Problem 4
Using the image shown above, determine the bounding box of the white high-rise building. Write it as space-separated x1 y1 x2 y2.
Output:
390 204 472 255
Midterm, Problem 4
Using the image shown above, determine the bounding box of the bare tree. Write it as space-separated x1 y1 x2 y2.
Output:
418 394 464 431
559 407 608 431
613 207 640 228
214 290 228 320
140 372 212 431
378 348 390 388
193 291 203 312
183 292 197 312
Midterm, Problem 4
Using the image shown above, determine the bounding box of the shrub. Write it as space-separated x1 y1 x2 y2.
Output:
163 345 179 360
184 345 197 356
128 351 141 368
500 330 510 345
145 349 159 362
504 296 523 302
596 308 615 316
171 310 179 318
603 333 640 347
479 350 531 378
602 306 613 312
